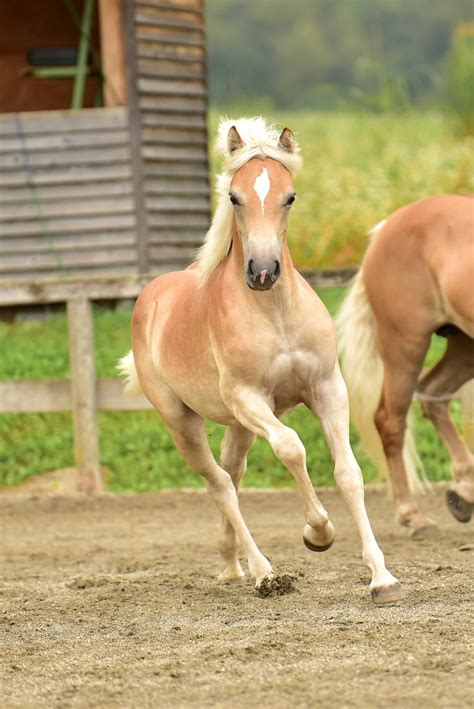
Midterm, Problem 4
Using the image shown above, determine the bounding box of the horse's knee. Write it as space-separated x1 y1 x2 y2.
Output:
270 428 305 470
334 464 363 497
374 406 405 457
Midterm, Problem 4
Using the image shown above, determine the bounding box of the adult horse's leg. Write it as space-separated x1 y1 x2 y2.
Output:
374 331 436 537
226 387 335 552
417 333 474 523
310 365 401 603
218 425 256 580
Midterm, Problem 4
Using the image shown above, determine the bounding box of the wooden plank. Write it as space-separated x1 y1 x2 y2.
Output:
0 273 157 305
136 48 204 62
99 0 128 106
0 108 128 136
149 230 203 244
147 213 209 228
136 31 204 48
0 269 357 307
145 195 209 211
142 145 207 161
141 113 206 129
0 165 132 188
125 0 149 273
137 58 205 78
1 197 134 221
137 78 206 96
135 12 204 31
0 249 137 274
144 164 208 178
0 130 130 154
139 95 206 111
1 264 142 282
0 377 152 414
143 127 207 144
1 232 136 255
1 146 130 171
145 182 209 195
0 214 136 238
135 1 203 15
0 181 133 205
67 298 102 492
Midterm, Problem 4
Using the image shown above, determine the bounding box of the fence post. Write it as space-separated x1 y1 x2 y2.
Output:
67 297 102 492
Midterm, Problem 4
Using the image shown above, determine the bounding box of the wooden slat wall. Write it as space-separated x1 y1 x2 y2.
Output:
0 108 138 280
133 0 210 271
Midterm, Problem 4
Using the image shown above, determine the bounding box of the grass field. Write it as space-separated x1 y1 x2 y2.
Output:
1 110 469 491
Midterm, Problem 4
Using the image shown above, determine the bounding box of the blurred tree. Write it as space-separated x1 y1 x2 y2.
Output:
206 0 473 111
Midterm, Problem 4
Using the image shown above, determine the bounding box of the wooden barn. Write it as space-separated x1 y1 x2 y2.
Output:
0 0 210 282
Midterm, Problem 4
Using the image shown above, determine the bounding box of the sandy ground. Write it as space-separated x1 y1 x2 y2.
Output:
1 482 473 708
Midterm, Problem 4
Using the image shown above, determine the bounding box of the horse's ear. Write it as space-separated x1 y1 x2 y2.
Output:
278 127 296 153
227 125 244 153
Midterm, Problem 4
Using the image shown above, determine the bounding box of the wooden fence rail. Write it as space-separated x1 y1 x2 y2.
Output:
0 269 356 492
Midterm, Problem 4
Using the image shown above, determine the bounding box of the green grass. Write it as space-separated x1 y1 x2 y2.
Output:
0 291 454 491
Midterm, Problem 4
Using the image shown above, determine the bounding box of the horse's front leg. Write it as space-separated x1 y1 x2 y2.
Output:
226 387 335 552
310 364 402 604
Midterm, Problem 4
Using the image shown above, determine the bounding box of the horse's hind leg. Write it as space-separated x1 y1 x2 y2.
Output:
417 332 474 523
218 425 256 580
311 365 401 604
374 330 437 537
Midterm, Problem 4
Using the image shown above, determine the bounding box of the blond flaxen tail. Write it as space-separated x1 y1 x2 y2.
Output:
336 231 427 493
117 350 143 397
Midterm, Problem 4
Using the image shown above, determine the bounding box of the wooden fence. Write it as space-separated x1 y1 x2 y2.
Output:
0 270 356 492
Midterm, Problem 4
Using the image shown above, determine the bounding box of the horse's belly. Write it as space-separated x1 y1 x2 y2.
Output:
160 368 238 425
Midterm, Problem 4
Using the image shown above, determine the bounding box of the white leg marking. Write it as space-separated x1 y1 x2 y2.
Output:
253 167 270 214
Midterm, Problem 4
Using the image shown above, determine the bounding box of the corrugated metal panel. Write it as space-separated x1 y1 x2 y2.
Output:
134 0 210 270
0 107 138 281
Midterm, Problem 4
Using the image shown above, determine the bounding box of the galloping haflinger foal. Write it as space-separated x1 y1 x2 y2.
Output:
338 195 474 538
120 118 401 603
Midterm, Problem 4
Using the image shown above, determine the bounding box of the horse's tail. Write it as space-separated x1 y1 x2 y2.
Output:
336 225 427 493
459 379 474 452
117 350 143 396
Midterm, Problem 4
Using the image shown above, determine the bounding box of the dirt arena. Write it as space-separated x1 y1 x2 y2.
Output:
1 483 473 708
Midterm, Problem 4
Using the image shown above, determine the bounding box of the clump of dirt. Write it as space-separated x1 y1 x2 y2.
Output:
256 573 298 598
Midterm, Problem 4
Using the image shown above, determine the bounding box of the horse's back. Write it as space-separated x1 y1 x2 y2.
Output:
363 194 474 337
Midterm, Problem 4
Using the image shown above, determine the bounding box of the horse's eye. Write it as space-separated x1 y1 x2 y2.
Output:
285 193 296 206
229 192 241 206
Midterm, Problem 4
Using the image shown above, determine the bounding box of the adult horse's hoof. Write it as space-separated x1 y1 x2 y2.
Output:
303 536 334 552
446 490 473 523
409 523 440 541
371 581 403 605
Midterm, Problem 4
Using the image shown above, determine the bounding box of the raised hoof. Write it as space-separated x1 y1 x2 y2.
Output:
446 490 473 524
371 581 403 605
409 523 440 541
303 536 334 553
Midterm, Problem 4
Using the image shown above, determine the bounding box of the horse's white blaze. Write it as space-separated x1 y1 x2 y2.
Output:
253 167 270 213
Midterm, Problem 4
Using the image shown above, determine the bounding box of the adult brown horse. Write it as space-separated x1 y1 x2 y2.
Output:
338 195 474 537
120 117 400 603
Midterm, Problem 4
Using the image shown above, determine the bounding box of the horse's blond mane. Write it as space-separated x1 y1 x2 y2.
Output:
196 117 303 285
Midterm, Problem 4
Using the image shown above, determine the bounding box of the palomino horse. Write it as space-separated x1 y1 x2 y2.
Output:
120 118 400 603
338 195 474 537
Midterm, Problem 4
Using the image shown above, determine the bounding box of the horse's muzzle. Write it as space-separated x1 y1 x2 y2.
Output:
246 259 281 291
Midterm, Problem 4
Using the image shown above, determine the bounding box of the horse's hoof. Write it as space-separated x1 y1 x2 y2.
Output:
303 536 334 553
446 490 473 523
409 523 440 541
371 581 403 605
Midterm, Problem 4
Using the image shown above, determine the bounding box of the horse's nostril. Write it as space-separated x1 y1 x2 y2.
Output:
247 259 257 280
272 260 281 280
